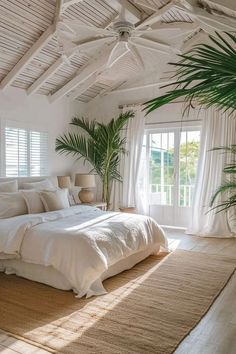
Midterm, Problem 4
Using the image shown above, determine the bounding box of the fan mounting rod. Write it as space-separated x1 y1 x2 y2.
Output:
113 20 135 40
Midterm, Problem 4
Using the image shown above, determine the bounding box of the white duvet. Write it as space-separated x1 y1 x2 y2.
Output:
0 205 167 297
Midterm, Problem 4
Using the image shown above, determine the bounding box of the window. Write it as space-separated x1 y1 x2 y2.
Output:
140 126 201 227
147 128 200 208
3 125 48 177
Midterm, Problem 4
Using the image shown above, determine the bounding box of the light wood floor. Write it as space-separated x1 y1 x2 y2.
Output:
0 229 236 354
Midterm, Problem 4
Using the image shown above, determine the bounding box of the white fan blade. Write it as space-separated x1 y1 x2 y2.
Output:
58 20 117 37
106 41 130 68
133 28 183 37
130 37 180 55
127 42 144 69
72 37 115 51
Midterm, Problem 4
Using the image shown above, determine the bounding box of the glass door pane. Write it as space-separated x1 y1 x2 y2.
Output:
179 130 200 207
149 132 175 206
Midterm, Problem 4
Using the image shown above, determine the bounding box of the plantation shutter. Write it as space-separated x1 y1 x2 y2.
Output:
29 131 48 176
3 124 48 177
5 127 28 177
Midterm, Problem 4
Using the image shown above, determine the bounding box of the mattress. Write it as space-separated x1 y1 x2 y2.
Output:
0 247 155 292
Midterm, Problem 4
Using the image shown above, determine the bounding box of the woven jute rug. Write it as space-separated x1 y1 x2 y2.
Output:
0 250 235 354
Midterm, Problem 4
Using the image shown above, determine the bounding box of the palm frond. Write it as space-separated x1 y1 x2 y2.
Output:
143 32 236 115
210 181 236 206
70 117 98 139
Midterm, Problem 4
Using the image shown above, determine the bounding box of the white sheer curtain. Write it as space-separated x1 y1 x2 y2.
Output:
187 109 236 238
111 105 147 213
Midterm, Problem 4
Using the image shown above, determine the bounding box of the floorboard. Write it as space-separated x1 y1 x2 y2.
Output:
0 228 235 354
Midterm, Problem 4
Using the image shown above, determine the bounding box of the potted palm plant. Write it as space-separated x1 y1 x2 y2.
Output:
55 111 134 210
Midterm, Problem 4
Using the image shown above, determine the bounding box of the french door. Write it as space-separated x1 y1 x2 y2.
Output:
143 126 201 227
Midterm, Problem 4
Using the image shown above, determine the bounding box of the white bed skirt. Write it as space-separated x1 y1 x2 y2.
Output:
0 247 157 292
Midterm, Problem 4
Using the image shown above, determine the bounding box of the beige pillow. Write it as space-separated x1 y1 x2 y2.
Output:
0 192 27 219
39 189 70 212
22 179 54 190
21 190 45 214
0 180 18 193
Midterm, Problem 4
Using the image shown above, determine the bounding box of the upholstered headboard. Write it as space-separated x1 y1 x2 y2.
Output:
0 176 58 189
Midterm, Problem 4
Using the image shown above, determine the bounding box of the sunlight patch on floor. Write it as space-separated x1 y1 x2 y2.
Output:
24 255 167 348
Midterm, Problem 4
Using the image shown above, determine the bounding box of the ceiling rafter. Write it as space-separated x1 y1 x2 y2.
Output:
175 0 236 33
27 10 118 96
181 29 207 51
106 79 177 95
132 1 158 12
49 42 116 103
62 0 84 11
136 0 178 29
0 0 63 90
105 0 143 22
69 72 99 101
27 55 67 96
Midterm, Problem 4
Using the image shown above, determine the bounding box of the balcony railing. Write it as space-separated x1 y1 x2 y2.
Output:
150 184 195 207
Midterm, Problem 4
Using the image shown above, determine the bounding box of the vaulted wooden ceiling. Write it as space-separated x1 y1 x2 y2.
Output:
0 0 235 103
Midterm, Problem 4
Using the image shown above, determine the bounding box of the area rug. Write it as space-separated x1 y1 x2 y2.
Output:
0 250 235 354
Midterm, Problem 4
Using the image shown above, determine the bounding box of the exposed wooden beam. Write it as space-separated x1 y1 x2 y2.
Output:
49 43 116 103
207 0 236 12
106 79 176 94
176 1 236 32
105 0 142 23
133 0 158 12
0 0 62 90
151 21 199 31
181 29 207 51
28 9 117 96
69 73 99 101
27 55 69 96
62 0 84 11
136 0 176 29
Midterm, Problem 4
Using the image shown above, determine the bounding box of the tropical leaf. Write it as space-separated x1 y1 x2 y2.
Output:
210 181 236 207
143 32 236 116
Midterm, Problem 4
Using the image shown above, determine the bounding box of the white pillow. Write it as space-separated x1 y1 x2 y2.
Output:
22 179 54 190
39 189 70 212
0 180 18 193
0 192 28 219
21 190 45 214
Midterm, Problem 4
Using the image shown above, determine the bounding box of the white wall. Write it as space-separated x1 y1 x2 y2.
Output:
0 87 86 177
75 84 201 125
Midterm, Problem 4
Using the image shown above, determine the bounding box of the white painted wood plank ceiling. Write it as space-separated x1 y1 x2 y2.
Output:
0 0 235 103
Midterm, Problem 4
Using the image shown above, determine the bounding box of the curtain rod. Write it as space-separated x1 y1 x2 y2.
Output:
145 119 202 125
119 101 190 109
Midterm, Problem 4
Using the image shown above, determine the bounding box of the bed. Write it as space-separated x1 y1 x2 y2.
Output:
0 178 168 298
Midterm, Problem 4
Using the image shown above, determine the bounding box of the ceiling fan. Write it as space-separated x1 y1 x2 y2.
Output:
56 0 182 68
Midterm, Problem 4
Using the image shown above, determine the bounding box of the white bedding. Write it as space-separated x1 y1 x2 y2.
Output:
0 205 167 297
